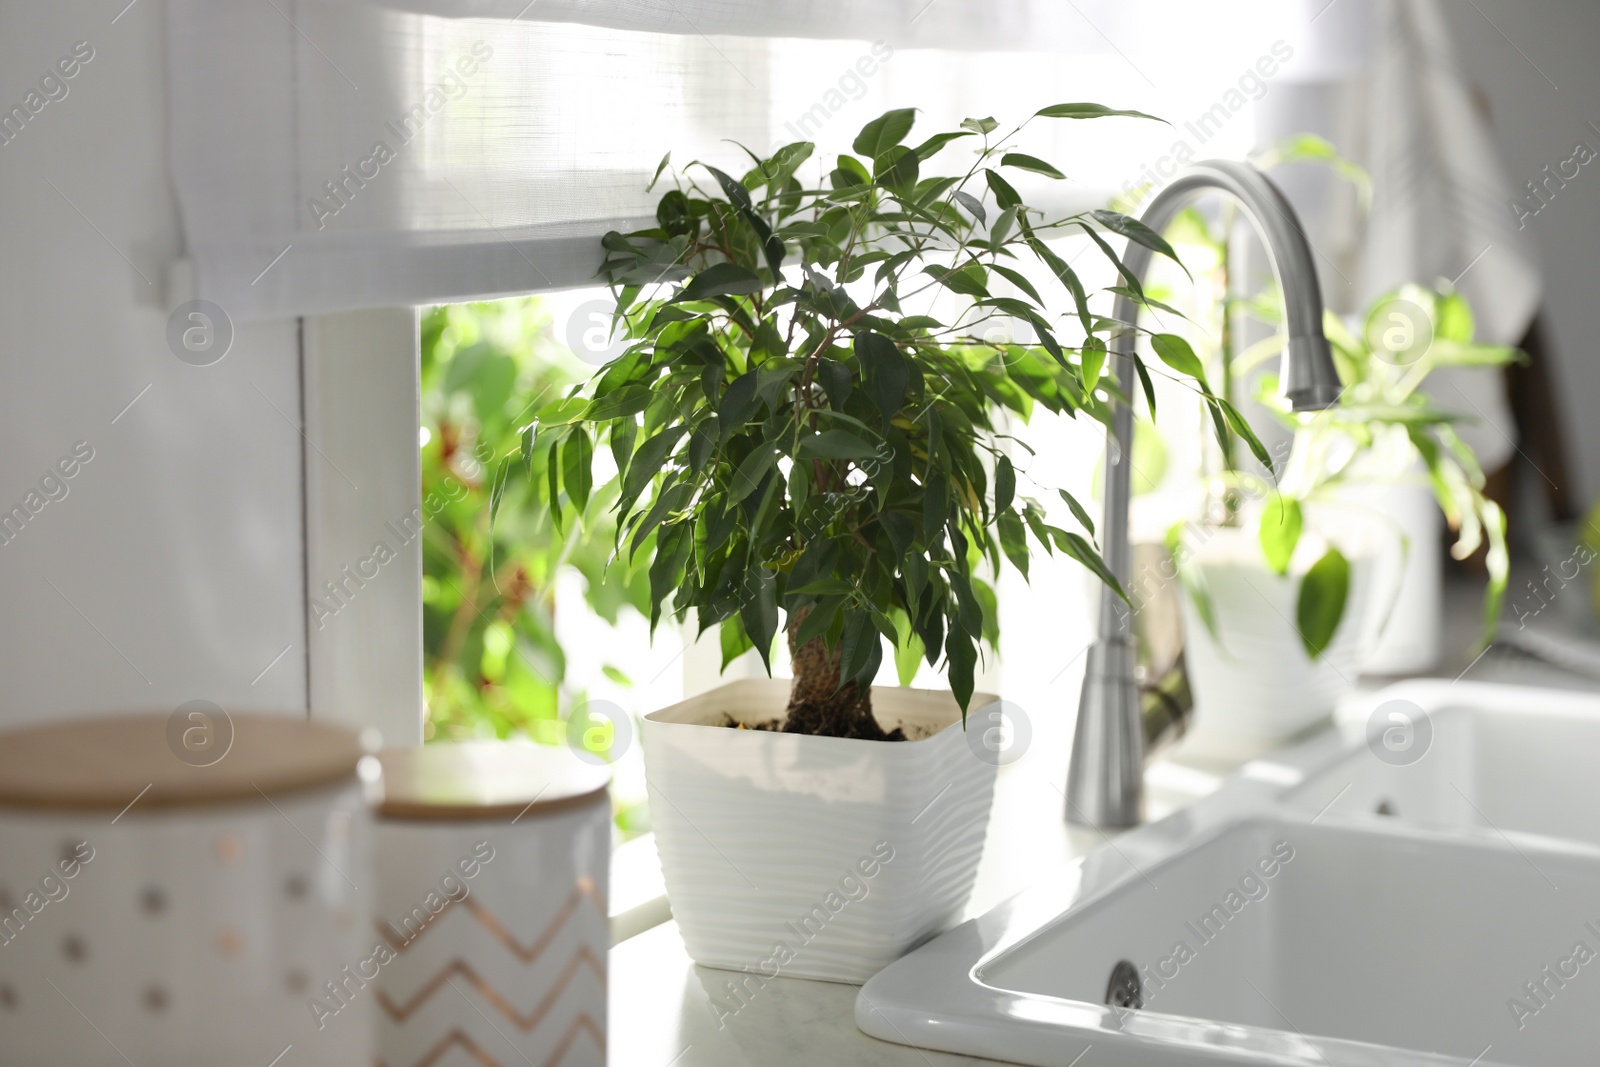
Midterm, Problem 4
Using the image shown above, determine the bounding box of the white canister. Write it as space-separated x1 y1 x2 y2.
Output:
373 742 610 1067
0 711 370 1067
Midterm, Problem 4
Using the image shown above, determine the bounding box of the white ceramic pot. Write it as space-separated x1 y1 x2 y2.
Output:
1334 476 1443 674
0 712 369 1067
1177 525 1380 761
372 742 611 1067
643 679 997 984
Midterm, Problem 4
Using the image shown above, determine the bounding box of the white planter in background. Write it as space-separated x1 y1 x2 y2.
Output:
1336 477 1442 674
642 679 996 984
1178 525 1381 762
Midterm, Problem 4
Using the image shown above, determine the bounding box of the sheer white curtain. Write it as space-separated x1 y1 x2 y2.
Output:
164 0 1352 320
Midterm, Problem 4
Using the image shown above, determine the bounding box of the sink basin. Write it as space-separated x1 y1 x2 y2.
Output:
1287 681 1600 850
858 681 1600 1066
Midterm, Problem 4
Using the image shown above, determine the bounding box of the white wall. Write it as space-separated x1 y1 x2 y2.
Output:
0 2 307 724
1437 0 1600 511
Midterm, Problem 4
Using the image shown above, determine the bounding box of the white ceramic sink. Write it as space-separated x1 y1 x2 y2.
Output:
858 681 1600 1066
1287 680 1600 849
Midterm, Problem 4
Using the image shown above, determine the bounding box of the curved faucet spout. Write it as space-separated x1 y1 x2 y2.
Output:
1065 160 1342 831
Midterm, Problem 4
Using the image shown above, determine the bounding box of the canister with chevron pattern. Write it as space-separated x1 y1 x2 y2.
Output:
0 710 371 1067
373 742 610 1067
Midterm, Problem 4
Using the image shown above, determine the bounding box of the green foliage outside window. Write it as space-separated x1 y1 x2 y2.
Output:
419 299 650 833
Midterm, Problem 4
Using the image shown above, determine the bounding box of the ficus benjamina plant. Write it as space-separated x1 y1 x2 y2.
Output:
494 104 1267 739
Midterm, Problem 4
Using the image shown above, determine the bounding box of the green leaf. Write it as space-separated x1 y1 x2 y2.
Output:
584 385 651 422
1258 493 1302 576
688 419 718 473
720 615 755 671
795 597 842 648
1080 338 1105 393
856 331 910 422
1296 548 1350 660
622 426 685 501
989 263 1045 307
836 612 873 692
648 151 672 191
815 358 853 409
994 455 1016 513
488 456 512 524
873 145 920 191
518 424 536 478
763 141 814 188
834 152 871 183
739 568 778 673
1056 529 1125 603
1151 333 1206 384
986 169 1022 210
1000 152 1066 179
1035 103 1165 122
1075 222 1146 297
922 263 989 299
989 205 1017 247
1058 489 1096 537
1434 288 1475 344
648 523 692 629
853 108 917 157
893 625 925 686
911 130 974 161
1090 209 1186 274
945 621 977 712
1133 355 1158 417
922 477 949 542
798 429 879 461
951 190 986 225
728 445 777 503
677 262 764 302
961 116 999 134
1022 228 1091 334
610 415 637 485
562 428 593 512
700 163 785 277
1107 286 1191 321
718 370 761 437
997 509 1029 579
534 396 588 426
1217 397 1274 472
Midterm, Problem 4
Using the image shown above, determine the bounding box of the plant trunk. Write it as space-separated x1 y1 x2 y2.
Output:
782 611 903 740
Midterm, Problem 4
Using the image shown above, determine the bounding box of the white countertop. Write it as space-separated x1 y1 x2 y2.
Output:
607 577 1600 1066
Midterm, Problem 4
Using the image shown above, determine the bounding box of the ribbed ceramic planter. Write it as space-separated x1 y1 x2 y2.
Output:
643 679 997 984
1179 526 1380 760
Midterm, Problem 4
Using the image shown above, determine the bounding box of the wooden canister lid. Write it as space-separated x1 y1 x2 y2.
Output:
375 741 609 821
0 711 363 812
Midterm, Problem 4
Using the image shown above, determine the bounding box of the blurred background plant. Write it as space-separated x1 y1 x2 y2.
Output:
420 297 654 835
1128 137 1515 656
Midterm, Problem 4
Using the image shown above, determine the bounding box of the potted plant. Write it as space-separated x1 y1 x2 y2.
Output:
495 105 1243 980
1171 280 1515 755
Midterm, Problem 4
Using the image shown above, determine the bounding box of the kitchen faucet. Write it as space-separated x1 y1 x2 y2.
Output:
1066 160 1343 830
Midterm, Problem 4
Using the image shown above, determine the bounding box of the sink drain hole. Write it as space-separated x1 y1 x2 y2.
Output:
1105 959 1142 1010
1375 799 1396 816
